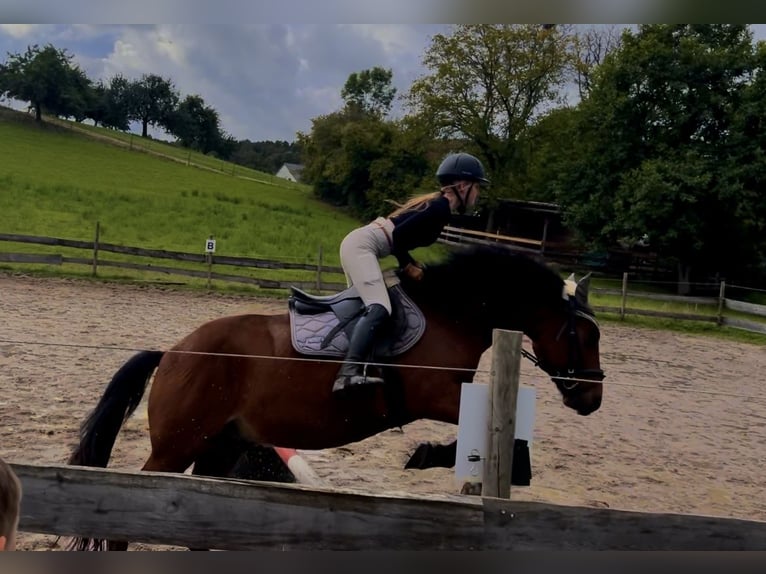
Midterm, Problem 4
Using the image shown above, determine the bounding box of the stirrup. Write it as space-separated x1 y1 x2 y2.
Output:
332 364 384 393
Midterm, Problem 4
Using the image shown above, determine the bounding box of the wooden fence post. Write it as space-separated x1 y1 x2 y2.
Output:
482 329 522 500
92 221 100 277
717 280 726 326
316 245 323 293
206 235 214 292
620 272 629 320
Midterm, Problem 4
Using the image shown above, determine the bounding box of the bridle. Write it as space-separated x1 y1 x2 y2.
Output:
521 296 605 391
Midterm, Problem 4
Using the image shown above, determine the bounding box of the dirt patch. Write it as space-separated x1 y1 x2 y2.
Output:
2 273 764 550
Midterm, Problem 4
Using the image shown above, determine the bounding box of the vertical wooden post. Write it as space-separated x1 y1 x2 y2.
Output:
620 272 629 320
206 234 214 292
717 280 726 326
206 252 213 291
541 217 549 255
316 245 323 293
187 149 192 166
482 329 522 500
92 221 100 277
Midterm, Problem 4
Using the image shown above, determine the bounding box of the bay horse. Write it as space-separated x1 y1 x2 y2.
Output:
67 245 604 550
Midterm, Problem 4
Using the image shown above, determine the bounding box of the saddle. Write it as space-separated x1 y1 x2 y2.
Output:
288 283 426 358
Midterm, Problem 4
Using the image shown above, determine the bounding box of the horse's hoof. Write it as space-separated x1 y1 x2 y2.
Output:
404 442 431 469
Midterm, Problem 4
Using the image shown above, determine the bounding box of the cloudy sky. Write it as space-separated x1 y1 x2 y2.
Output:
2 24 766 143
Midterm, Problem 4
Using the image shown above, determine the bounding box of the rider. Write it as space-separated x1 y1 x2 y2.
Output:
332 152 490 393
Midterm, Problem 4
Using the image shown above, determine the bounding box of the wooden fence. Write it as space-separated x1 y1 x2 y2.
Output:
2 230 765 334
440 227 766 336
11 462 766 550
0 231 347 293
590 273 766 335
440 225 543 254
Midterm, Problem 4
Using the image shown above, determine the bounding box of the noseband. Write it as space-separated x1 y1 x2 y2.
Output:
521 297 605 390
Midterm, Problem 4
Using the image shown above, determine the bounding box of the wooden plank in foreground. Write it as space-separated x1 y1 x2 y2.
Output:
14 463 485 551
12 463 766 550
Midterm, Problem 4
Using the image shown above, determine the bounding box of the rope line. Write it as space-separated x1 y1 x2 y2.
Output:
516 371 766 402
0 337 479 373
2 336 764 402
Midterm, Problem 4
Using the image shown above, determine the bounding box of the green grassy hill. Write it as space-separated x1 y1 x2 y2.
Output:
0 107 453 293
0 107 451 293
0 107 348 257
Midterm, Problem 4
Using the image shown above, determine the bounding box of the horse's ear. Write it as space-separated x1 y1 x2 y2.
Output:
576 273 592 304
566 272 576 282
562 272 577 300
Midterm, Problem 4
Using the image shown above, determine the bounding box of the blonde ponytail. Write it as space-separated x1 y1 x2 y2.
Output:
386 191 443 218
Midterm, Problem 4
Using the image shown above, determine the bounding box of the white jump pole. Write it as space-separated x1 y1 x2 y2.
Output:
273 447 325 487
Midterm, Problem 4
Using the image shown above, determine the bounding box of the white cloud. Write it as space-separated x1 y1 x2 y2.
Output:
0 24 40 38
7 23 762 144
344 25 432 58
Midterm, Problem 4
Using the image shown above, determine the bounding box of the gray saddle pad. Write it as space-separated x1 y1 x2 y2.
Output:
288 284 425 357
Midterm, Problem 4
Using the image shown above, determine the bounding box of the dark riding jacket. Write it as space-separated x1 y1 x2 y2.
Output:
390 195 451 268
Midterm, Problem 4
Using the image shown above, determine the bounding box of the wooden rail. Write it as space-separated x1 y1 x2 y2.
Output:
1 232 765 333
11 462 766 550
0 232 347 293
590 273 766 334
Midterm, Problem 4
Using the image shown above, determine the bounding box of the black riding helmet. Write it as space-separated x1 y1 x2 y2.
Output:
436 152 490 186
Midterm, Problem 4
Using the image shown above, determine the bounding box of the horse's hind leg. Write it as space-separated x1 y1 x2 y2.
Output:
192 422 295 484
229 443 296 484
184 423 251 552
191 422 251 478
93 450 200 551
185 423 296 551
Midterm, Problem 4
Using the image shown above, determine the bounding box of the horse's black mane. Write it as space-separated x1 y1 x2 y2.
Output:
406 245 568 314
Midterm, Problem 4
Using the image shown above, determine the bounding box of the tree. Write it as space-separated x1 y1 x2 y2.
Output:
0 44 91 122
340 67 397 118
518 106 581 202
169 94 223 154
230 140 303 174
405 24 573 221
724 39 766 282
298 106 430 220
293 67 425 217
87 75 131 130
126 73 179 137
548 25 766 291
571 25 623 99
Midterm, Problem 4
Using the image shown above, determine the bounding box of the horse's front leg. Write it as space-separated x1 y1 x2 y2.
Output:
404 440 457 469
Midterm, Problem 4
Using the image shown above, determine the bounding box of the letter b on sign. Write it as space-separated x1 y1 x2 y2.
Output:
205 238 216 253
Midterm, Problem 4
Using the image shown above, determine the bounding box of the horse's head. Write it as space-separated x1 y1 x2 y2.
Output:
528 272 604 415
400 246 604 415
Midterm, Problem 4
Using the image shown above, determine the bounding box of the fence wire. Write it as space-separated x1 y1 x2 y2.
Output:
1 336 765 404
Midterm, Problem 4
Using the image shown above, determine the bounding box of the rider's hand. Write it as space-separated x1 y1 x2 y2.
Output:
404 262 424 281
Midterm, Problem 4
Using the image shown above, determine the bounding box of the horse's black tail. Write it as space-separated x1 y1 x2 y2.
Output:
68 350 164 468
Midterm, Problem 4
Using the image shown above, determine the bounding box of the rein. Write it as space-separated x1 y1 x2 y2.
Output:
521 297 605 390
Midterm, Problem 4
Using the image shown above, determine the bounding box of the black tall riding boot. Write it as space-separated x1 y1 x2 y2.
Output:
332 304 389 393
